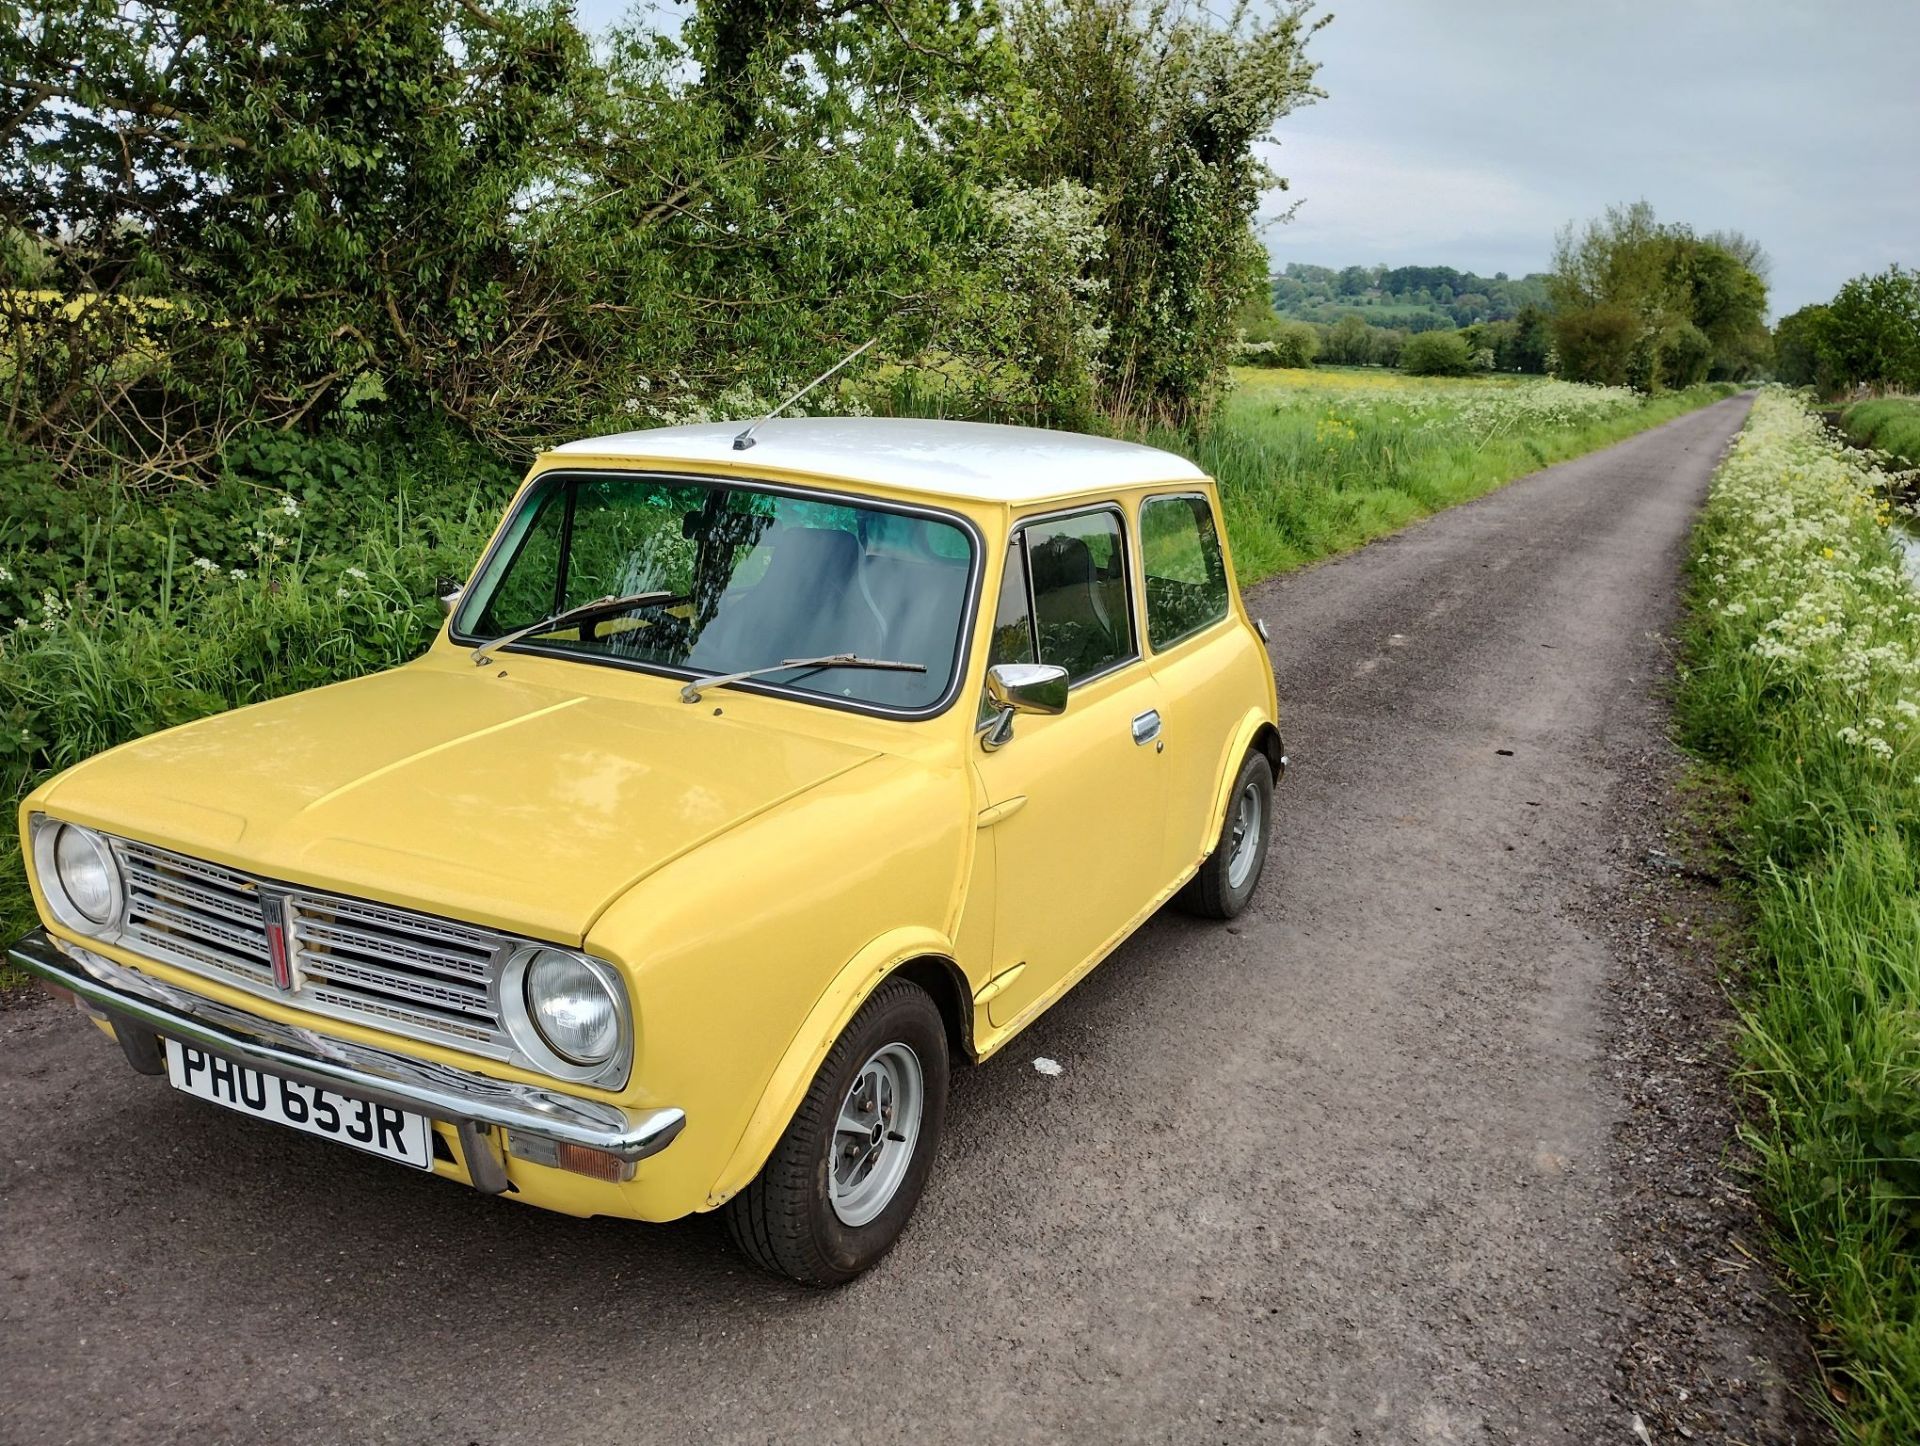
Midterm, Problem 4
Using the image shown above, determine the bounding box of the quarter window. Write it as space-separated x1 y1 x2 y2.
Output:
1140 494 1230 649
986 541 1037 668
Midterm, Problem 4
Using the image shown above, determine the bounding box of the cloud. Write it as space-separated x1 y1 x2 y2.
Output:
1259 137 1565 275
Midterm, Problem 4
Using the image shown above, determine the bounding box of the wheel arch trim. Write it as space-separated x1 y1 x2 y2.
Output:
704 927 968 1208
1203 710 1285 857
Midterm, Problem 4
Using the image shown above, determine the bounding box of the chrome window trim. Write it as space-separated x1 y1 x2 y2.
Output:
1137 489 1234 655
448 467 986 723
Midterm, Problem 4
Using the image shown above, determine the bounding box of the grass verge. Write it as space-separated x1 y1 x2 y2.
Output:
1674 389 1920 1438
1173 372 1740 582
1842 397 1920 468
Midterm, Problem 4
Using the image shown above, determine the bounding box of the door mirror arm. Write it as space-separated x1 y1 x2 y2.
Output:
979 663 1069 752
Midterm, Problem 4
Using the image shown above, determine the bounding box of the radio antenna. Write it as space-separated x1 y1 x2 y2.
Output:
732 336 880 451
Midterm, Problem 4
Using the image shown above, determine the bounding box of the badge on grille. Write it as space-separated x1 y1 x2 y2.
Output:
259 890 300 991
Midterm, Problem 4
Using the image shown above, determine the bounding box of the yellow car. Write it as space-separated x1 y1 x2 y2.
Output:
11 418 1283 1284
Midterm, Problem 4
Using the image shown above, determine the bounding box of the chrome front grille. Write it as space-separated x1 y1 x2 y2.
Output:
110 838 512 1059
290 894 502 1049
121 841 274 986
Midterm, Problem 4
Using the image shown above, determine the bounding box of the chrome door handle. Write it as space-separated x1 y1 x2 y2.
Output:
1131 710 1162 746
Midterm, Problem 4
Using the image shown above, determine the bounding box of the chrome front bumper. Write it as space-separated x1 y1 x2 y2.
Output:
8 930 685 1179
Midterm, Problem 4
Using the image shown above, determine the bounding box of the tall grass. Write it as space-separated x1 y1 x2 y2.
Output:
1675 390 1920 1439
1176 372 1739 579
1843 397 1920 468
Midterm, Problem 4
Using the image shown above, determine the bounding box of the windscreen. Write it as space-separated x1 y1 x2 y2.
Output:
454 474 976 711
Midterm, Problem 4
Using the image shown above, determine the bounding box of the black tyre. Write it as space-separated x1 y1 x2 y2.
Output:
1176 751 1274 920
723 977 949 1286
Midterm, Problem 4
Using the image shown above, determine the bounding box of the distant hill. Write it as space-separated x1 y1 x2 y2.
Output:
1270 263 1551 333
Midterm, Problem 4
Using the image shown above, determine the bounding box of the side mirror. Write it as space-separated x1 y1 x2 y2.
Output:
981 662 1069 751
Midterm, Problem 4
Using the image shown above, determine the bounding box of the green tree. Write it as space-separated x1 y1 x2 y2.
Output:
577 1 1051 423
1547 201 1768 389
1771 303 1834 390
1010 0 1326 424
0 0 1100 471
1820 265 1920 393
1271 320 1319 368
1550 303 1639 386
1368 326 1406 368
1323 313 1373 366
1502 304 1552 373
1400 330 1472 376
2 0 606 477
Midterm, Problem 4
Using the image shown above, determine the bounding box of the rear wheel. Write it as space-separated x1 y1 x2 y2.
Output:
723 977 949 1285
1177 751 1274 920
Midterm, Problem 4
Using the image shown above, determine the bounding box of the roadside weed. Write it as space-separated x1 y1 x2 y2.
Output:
1677 389 1920 1437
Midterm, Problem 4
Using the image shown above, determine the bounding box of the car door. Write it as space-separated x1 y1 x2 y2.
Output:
970 505 1168 1033
1136 490 1255 881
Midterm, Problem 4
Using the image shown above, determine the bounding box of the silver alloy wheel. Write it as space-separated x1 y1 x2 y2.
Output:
1225 776 1264 891
829 1042 925 1228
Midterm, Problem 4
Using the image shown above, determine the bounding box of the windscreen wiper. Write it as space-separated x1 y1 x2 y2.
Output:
470 591 679 666
678 653 926 703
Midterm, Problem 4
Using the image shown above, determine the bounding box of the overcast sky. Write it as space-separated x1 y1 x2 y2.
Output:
576 1 1917 318
1260 1 1918 315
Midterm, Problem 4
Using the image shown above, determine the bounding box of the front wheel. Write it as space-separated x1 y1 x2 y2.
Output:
723 977 949 1285
1176 750 1274 920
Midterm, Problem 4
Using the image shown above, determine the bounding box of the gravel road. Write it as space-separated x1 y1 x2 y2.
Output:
0 394 1819 1444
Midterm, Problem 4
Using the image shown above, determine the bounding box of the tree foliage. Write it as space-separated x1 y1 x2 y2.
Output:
2 0 611 477
1270 261 1549 331
1772 267 1920 396
1399 330 1473 376
1319 313 1372 366
0 0 1326 483
1009 0 1324 425
1547 202 1768 390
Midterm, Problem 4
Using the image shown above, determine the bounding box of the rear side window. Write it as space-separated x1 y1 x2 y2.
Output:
1140 494 1230 649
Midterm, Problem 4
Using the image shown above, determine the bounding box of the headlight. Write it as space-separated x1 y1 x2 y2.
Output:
527 951 621 1064
502 947 629 1078
32 819 123 935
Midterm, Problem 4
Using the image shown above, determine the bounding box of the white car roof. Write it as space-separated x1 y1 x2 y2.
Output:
546 417 1208 503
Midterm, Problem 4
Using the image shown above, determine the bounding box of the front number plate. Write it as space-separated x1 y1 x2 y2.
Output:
164 1039 433 1170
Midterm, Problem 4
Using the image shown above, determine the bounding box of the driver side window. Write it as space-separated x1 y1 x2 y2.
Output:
984 509 1136 698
